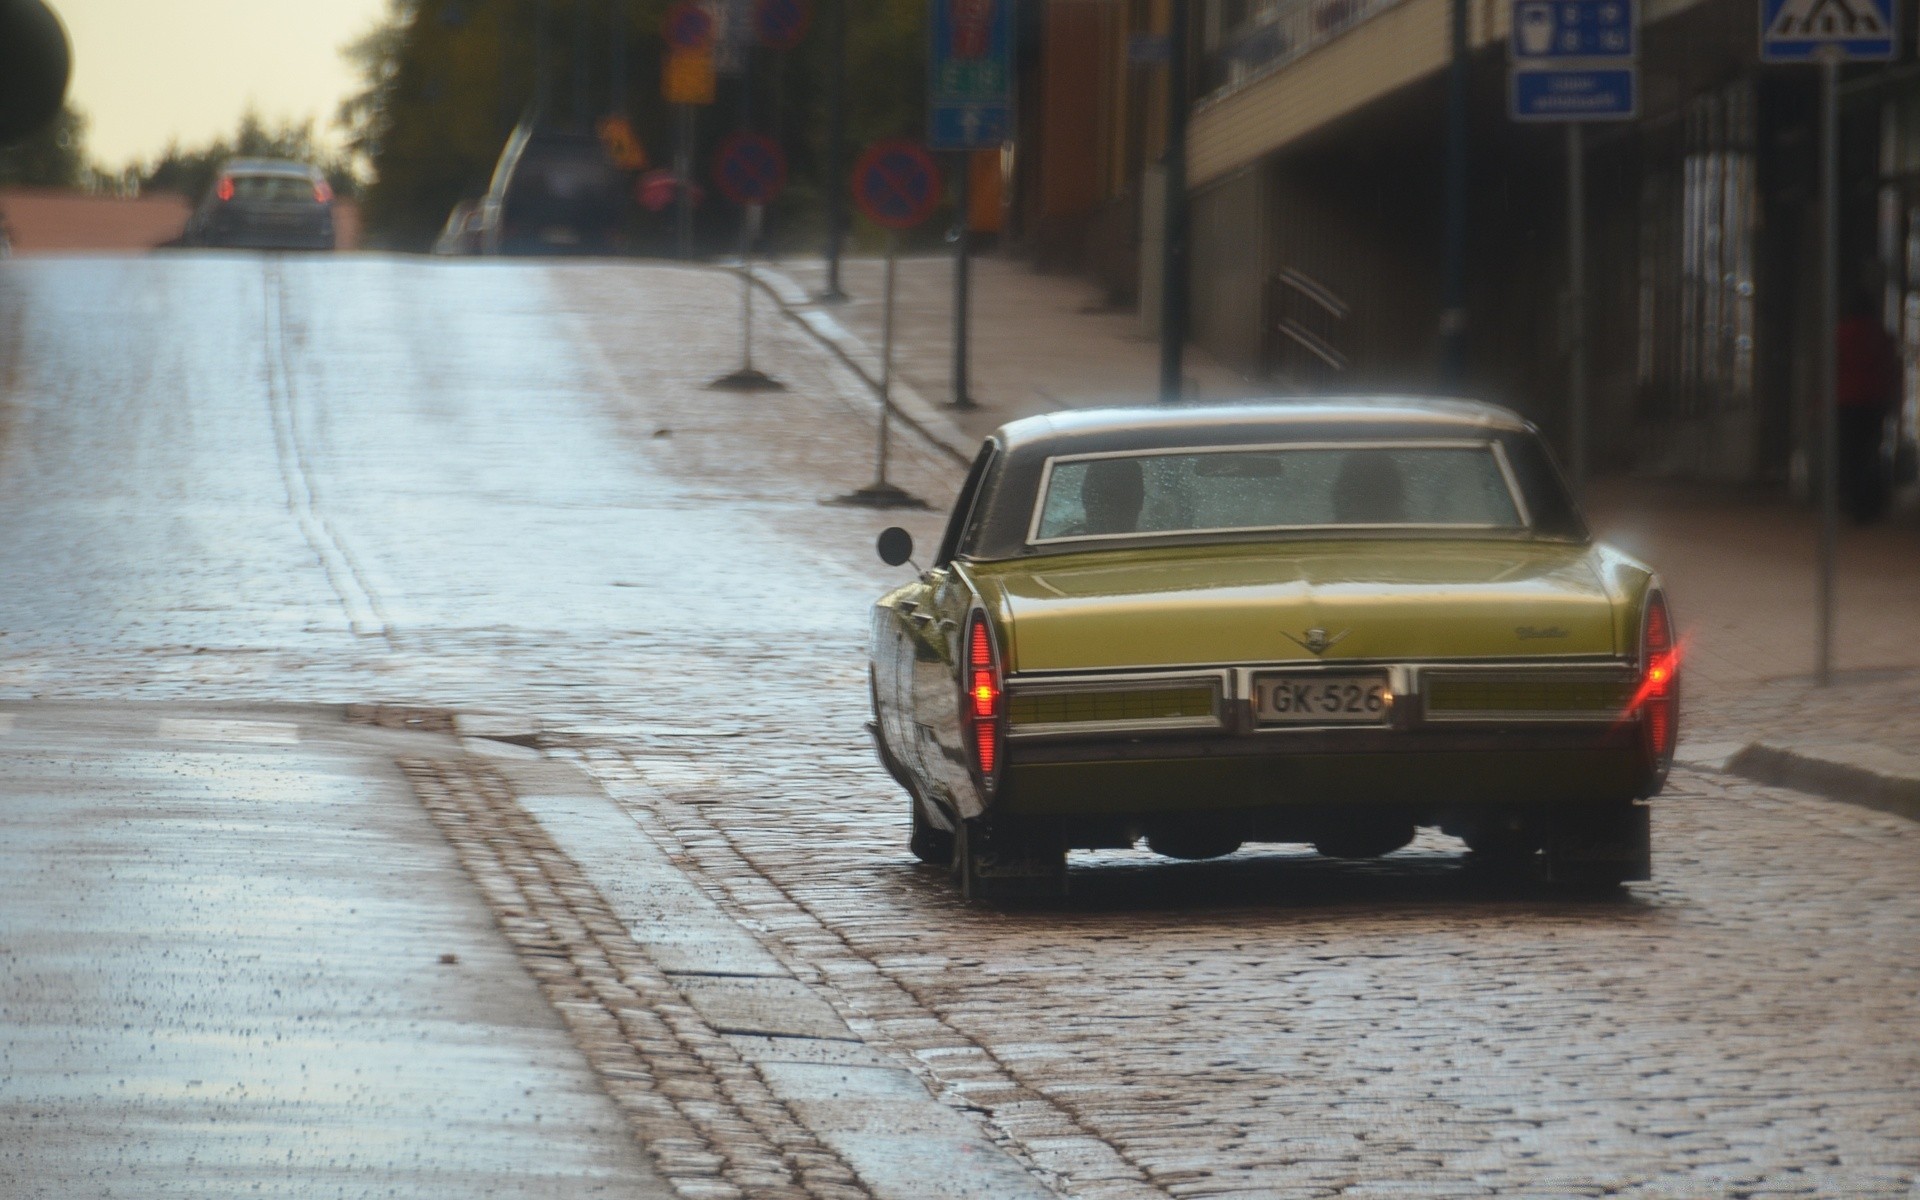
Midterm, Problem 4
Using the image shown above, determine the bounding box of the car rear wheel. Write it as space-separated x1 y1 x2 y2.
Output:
1312 821 1416 860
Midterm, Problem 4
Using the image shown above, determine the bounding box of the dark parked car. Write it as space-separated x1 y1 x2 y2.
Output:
187 159 336 251
480 124 629 256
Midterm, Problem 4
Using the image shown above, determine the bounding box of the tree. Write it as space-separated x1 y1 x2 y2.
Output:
338 0 930 251
0 102 87 187
134 109 359 202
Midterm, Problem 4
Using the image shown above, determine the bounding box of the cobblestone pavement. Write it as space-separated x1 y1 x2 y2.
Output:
1 255 1915 1197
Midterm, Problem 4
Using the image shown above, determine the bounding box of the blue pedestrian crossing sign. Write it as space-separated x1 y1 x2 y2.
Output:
1761 0 1895 60
1510 0 1638 121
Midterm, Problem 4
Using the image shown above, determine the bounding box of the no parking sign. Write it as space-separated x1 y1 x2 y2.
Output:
754 0 812 50
852 140 942 231
713 132 788 207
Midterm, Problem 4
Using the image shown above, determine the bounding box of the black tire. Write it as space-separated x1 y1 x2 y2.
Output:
910 796 953 866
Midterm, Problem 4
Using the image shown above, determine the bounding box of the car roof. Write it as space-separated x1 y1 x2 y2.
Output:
993 397 1533 457
220 158 320 178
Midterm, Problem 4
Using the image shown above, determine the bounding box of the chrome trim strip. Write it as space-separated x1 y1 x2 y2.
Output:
1025 439 1532 547
1008 669 1235 691
1010 715 1227 740
1000 660 1645 739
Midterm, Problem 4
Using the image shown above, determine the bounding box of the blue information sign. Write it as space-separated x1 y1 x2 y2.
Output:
1509 0 1637 121
929 0 1014 150
1759 0 1894 61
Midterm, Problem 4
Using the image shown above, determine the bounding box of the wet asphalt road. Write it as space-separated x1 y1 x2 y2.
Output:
0 254 1916 1198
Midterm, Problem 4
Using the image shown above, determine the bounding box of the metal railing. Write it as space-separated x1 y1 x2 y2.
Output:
1201 0 1410 107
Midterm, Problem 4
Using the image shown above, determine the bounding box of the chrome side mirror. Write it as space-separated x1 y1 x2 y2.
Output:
876 527 914 567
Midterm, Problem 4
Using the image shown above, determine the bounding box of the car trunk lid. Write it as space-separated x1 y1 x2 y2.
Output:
978 541 1617 672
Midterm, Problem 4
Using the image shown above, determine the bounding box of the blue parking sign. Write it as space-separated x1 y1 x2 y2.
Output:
1760 0 1895 60
929 0 1014 150
1510 0 1638 121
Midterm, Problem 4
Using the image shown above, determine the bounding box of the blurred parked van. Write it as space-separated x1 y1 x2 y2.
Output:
480 125 629 256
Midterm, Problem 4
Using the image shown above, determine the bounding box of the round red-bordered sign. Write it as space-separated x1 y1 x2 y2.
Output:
664 2 715 50
754 0 813 50
713 132 788 206
852 139 942 231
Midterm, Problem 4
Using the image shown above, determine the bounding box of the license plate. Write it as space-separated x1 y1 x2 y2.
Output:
1254 673 1391 724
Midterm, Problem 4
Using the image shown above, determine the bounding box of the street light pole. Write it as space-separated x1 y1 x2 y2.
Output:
820 0 849 302
1159 0 1191 404
610 0 628 116
952 151 976 408
1817 49 1841 687
1567 121 1587 496
573 0 591 128
1440 0 1469 389
534 0 552 123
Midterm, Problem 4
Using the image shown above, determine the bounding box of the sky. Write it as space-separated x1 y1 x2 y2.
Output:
54 0 393 169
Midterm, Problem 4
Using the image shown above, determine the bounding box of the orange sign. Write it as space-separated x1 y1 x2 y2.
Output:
664 48 716 106
595 116 648 170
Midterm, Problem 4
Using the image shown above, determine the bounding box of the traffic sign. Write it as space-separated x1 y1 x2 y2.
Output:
1760 0 1894 60
929 0 1014 150
596 116 648 171
754 0 812 50
1513 0 1635 57
1509 0 1638 121
714 132 788 206
664 48 717 105
664 2 715 50
853 140 943 230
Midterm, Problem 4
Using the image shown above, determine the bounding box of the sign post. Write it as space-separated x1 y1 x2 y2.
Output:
929 0 1014 410
1510 0 1638 499
664 4 718 261
1760 0 1895 686
832 140 944 510
710 132 789 392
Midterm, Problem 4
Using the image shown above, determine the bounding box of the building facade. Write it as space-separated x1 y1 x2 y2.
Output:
1011 0 1920 485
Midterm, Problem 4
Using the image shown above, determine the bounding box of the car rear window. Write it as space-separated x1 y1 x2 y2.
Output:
1030 441 1528 543
230 175 319 203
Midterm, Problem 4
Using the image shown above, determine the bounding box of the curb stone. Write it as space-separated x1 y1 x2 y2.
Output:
412 746 1062 1200
1724 742 1920 822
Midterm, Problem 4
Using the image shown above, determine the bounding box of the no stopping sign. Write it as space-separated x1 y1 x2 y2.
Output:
851 140 942 231
713 132 788 206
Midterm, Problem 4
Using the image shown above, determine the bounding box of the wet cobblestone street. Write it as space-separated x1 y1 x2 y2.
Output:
1 255 1915 1197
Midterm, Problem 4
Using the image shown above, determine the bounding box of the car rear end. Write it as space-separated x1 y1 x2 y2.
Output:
485 131 627 256
199 165 335 251
951 410 1675 880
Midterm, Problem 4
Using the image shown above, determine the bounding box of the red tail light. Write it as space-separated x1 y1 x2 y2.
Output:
966 615 1002 781
313 179 334 204
215 176 235 202
1640 590 1678 762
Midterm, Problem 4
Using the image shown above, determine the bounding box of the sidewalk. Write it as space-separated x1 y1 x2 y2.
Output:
758 252 1920 816
0 703 669 1199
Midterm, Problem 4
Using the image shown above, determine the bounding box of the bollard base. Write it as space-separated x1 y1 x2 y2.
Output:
708 368 786 392
826 483 932 510
815 287 851 305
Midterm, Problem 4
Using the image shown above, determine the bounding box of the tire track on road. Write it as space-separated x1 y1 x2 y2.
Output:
262 261 395 645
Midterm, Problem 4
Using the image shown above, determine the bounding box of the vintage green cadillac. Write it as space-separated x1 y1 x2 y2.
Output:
869 400 1678 899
